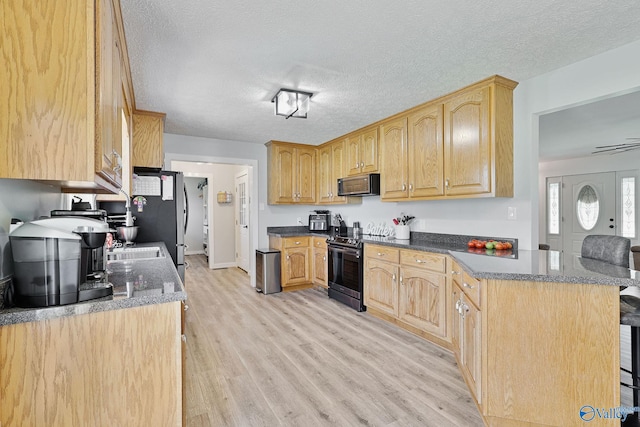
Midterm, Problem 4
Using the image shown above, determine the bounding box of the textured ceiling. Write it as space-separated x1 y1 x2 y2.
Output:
121 0 640 151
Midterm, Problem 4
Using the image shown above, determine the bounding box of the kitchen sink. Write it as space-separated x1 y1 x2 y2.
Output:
107 246 165 261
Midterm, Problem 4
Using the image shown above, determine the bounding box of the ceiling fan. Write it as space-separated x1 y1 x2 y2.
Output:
592 137 640 155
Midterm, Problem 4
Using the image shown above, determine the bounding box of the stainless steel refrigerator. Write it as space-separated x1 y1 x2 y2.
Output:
100 169 187 282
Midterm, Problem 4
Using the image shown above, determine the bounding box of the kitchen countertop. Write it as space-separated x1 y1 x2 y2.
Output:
267 227 640 287
0 242 186 326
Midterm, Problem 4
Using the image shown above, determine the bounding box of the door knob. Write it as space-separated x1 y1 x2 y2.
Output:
609 225 615 228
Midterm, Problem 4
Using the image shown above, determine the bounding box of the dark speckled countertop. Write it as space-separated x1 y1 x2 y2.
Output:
267 227 640 287
0 242 186 326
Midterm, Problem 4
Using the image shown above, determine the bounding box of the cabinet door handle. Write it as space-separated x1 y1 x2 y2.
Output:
360 162 364 168
323 256 326 261
445 179 450 189
183 304 189 311
377 252 385 256
409 183 413 191
402 183 406 191
295 241 301 245
286 255 290 260
355 162 359 168
392 274 396 281
415 259 423 263
463 282 474 289
400 276 403 285
455 300 461 310
451 270 460 275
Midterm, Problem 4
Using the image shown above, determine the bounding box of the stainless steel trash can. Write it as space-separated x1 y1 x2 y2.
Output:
255 248 281 294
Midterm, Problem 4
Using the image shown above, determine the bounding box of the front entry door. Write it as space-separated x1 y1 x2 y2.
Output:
561 172 616 256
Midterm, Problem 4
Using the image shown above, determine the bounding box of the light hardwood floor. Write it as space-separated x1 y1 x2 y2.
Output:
184 254 483 426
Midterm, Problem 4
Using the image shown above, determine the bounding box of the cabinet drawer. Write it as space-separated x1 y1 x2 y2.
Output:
312 237 328 249
461 270 481 307
365 245 400 264
283 236 310 248
450 259 463 286
400 250 446 273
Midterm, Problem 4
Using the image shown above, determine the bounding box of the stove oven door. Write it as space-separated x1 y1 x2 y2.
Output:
327 245 363 299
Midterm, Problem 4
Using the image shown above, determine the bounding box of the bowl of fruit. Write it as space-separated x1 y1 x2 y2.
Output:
467 239 514 257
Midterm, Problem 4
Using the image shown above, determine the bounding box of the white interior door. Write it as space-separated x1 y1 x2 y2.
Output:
235 172 250 272
561 172 616 255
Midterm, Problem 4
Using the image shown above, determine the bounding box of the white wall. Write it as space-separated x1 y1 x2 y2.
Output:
519 38 640 248
184 177 205 254
210 164 238 267
0 179 63 279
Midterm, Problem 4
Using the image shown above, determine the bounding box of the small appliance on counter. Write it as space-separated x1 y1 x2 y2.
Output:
309 210 330 231
8 217 113 308
331 213 348 237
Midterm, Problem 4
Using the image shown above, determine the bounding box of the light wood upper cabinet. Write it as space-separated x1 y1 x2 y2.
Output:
346 128 379 176
379 118 409 199
0 0 131 193
408 103 445 198
316 139 357 205
378 75 517 201
381 104 445 200
442 77 517 198
132 110 166 168
443 86 491 196
266 141 316 204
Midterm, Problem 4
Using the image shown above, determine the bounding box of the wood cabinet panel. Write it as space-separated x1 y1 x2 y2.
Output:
283 236 310 249
460 296 481 403
400 249 446 273
367 245 400 264
346 128 379 176
444 86 491 196
379 118 408 199
296 146 316 204
407 104 444 197
0 303 182 426
0 0 133 193
132 110 165 168
364 257 399 317
399 266 447 337
282 247 310 285
267 141 316 205
317 145 332 204
312 237 328 288
316 140 353 204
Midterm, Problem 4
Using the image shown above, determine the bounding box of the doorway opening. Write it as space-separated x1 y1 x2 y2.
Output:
167 156 258 287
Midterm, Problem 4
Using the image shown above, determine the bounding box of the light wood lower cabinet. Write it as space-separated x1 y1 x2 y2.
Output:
311 237 328 288
0 302 183 426
269 235 312 290
371 252 620 426
364 245 449 344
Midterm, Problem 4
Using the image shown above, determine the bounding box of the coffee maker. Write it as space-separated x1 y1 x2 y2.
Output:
9 217 112 307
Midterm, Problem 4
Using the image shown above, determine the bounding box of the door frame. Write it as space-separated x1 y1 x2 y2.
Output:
168 154 258 287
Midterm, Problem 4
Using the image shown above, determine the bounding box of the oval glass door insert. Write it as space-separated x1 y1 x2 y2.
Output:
576 184 599 230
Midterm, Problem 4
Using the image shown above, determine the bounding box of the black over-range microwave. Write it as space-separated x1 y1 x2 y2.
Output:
337 173 381 197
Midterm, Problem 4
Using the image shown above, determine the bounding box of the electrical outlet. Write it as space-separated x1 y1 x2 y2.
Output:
507 207 517 220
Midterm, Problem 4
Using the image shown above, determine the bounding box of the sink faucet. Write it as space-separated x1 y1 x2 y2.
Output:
120 189 135 227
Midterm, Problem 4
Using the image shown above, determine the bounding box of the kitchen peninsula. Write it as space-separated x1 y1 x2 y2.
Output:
0 243 186 427
268 229 626 426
